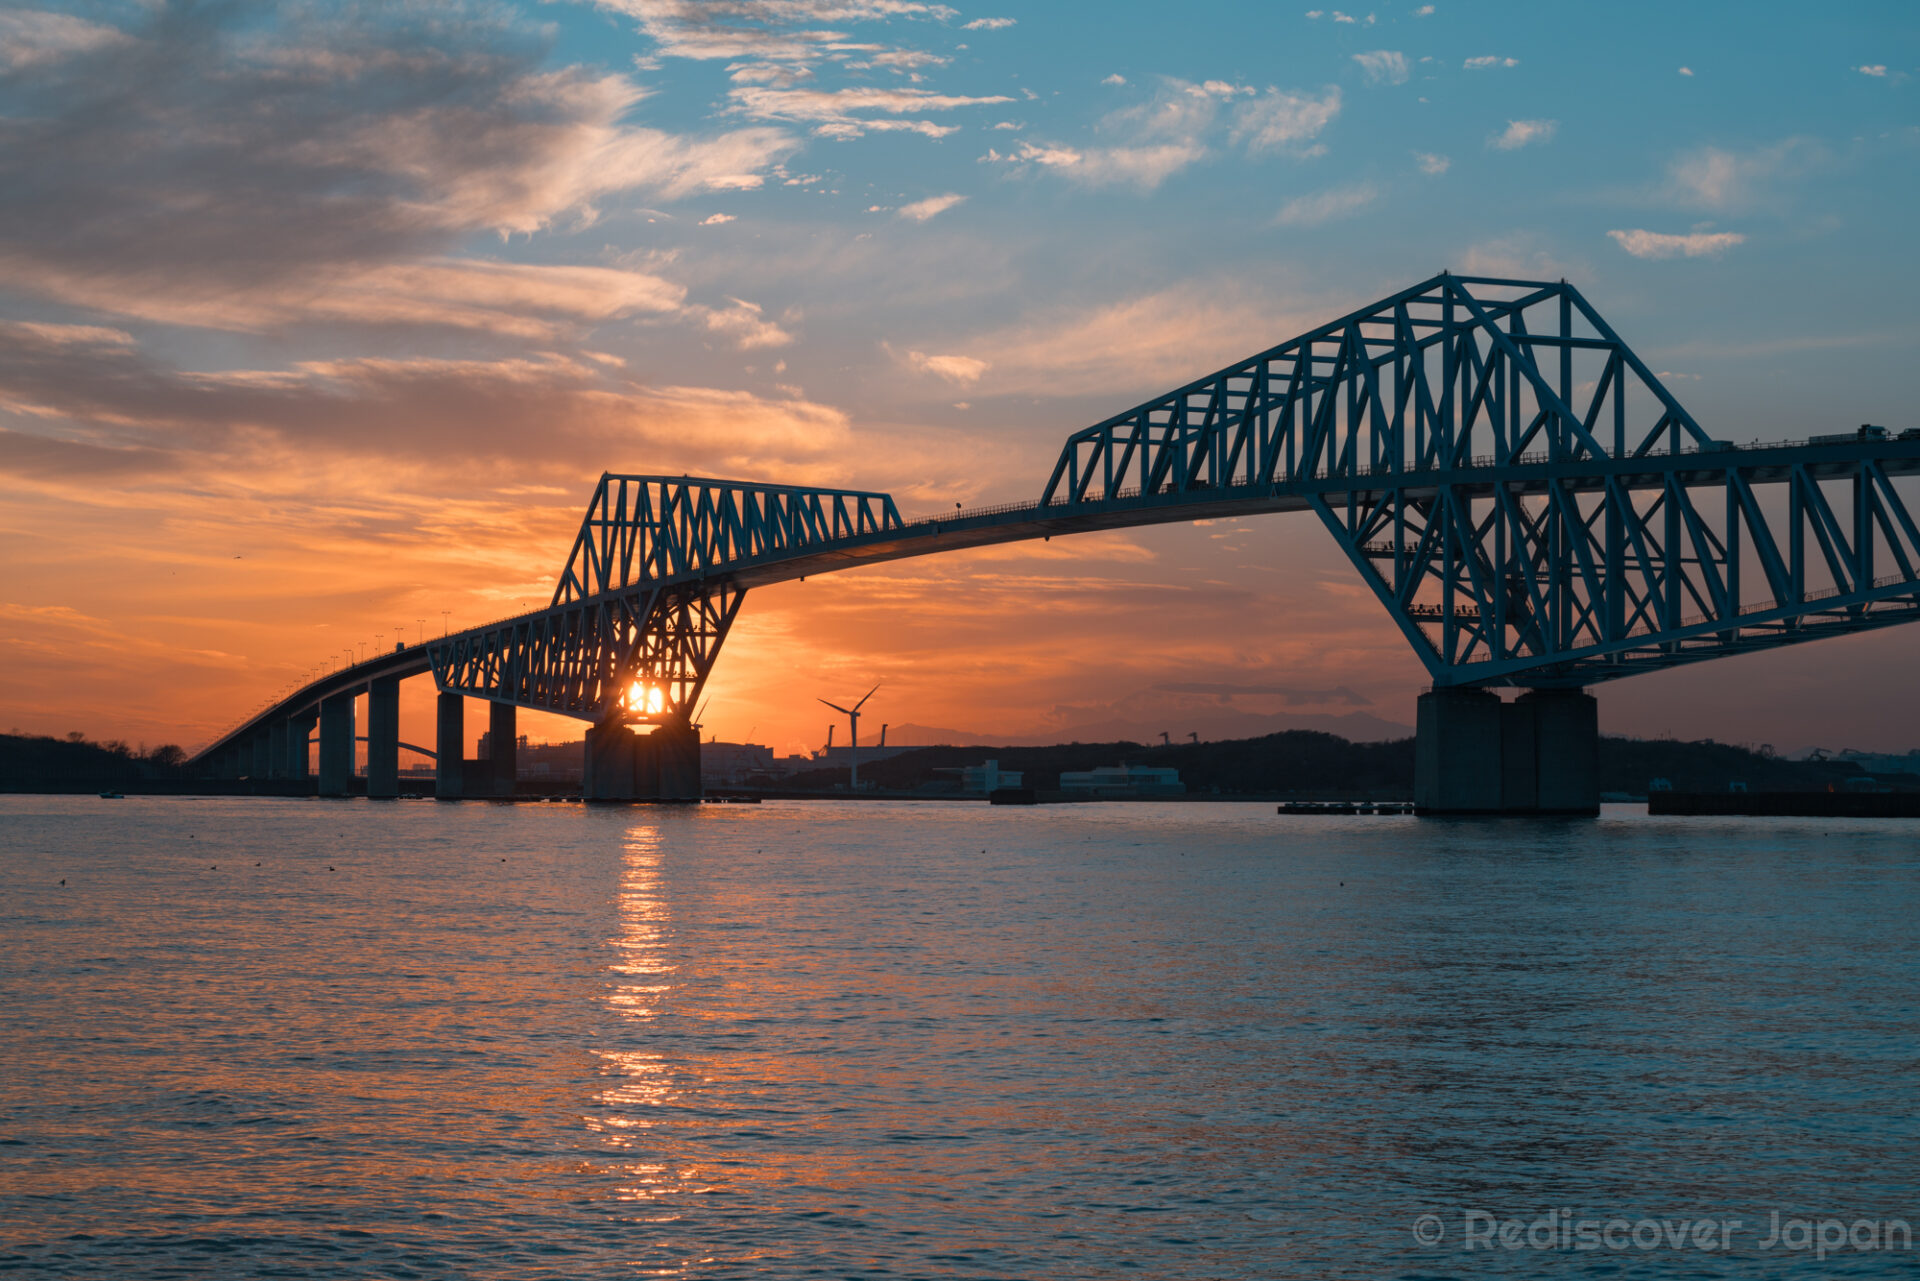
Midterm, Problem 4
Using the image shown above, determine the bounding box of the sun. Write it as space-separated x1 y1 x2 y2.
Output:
626 681 666 715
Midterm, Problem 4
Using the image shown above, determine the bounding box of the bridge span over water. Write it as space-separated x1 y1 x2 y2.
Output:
191 274 1920 813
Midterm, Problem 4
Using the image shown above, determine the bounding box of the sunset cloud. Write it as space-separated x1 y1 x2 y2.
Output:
902 349 989 382
897 192 966 221
1275 182 1378 226
1228 86 1342 153
1490 118 1557 149
728 84 1013 137
1351 50 1409 86
1660 139 1819 210
1607 228 1747 259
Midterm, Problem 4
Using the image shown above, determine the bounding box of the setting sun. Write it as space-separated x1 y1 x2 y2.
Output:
627 682 666 717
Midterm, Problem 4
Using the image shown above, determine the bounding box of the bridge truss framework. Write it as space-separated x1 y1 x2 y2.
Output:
190 274 1920 812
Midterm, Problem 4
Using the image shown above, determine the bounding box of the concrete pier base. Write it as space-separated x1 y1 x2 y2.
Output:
268 720 289 780
288 713 316 780
318 693 355 797
488 701 517 797
1415 686 1598 816
583 721 701 801
435 693 465 799
250 733 272 780
366 676 400 799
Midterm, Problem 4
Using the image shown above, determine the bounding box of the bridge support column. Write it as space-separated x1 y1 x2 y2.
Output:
1415 687 1597 816
435 693 464 799
288 713 315 780
268 720 289 780
583 722 636 800
250 733 272 780
367 676 400 799
489 701 516 798
1522 688 1599 815
583 721 701 801
649 723 702 800
318 693 355 797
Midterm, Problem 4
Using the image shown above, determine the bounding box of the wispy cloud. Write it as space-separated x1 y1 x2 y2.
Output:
0 8 129 68
1275 182 1378 226
1463 55 1518 70
1607 228 1746 259
700 212 738 225
1102 73 1127 86
962 16 1014 29
897 192 966 221
1857 64 1888 77
1678 65 1694 76
1229 86 1342 154
1490 118 1557 149
700 297 794 348
1661 139 1817 210
988 140 1205 190
1414 151 1450 175
1351 50 1409 85
901 349 989 382
1413 4 1434 14
728 84 1013 138
932 280 1333 398
994 76 1337 191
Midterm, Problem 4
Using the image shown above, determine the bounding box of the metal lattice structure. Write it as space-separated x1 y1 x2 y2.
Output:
553 474 902 603
1038 274 1920 686
431 476 898 726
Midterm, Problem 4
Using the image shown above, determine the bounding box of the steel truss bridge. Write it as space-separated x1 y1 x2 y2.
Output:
192 274 1920 808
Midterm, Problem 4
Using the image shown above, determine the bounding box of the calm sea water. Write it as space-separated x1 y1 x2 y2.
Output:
3 796 1919 1278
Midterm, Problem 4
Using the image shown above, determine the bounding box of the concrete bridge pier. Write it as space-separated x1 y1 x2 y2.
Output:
1414 686 1598 816
288 713 315 780
318 692 355 797
366 676 400 799
488 701 516 798
268 720 289 779
583 721 701 801
435 692 464 799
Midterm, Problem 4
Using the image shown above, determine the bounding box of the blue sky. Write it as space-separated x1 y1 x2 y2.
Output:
1 0 1916 752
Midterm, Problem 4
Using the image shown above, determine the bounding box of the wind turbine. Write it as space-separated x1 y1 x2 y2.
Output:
819 684 879 790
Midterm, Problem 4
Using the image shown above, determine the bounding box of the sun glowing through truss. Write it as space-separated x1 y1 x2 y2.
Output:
626 681 667 716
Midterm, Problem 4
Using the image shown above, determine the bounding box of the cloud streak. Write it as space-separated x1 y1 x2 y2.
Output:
1491 118 1557 149
1607 228 1746 259
1275 183 1378 227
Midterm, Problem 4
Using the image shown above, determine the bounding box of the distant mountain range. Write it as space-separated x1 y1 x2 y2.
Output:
880 707 1413 749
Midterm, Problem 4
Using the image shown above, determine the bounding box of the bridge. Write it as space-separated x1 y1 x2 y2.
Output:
189 273 1920 813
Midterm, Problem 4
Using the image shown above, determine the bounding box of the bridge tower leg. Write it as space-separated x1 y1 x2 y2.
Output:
1415 687 1597 816
288 712 316 781
435 693 464 799
489 700 516 798
367 676 400 799
318 692 356 797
